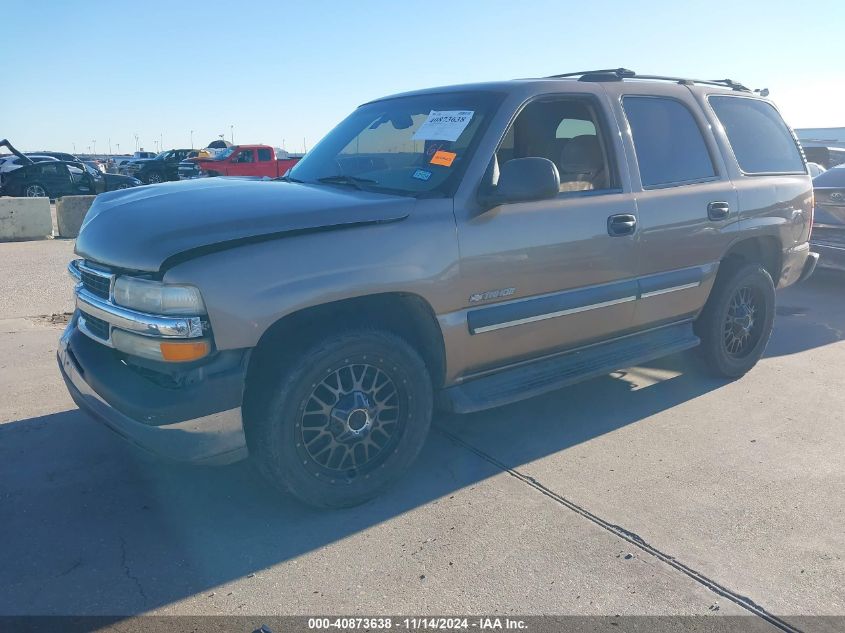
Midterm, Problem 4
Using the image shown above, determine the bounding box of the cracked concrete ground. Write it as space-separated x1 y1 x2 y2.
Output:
0 240 842 631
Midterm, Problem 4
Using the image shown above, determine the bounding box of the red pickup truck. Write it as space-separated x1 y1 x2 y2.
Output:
179 145 301 180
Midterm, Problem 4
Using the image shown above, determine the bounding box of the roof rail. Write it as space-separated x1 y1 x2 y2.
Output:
544 69 751 92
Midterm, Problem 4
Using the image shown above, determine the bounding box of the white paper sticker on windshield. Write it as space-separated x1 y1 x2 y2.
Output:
412 110 474 142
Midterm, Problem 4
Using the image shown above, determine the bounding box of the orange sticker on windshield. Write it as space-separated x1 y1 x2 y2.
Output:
430 150 456 167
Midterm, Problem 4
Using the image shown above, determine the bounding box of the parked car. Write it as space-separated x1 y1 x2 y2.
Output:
811 164 845 272
182 145 301 179
2 160 142 198
120 148 196 184
61 69 816 508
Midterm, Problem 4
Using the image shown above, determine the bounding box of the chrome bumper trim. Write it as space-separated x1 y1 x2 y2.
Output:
67 260 82 283
76 287 205 338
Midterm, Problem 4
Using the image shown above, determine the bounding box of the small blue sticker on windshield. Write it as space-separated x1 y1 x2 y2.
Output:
412 169 432 181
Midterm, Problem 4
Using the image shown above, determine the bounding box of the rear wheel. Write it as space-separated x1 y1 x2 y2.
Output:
25 183 49 197
146 171 164 184
248 329 433 508
695 262 775 378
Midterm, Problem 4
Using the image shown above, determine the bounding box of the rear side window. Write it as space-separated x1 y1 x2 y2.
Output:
623 96 716 188
709 96 805 174
257 148 272 161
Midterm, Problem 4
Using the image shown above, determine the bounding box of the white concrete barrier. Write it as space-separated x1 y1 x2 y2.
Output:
0 197 52 241
56 196 97 238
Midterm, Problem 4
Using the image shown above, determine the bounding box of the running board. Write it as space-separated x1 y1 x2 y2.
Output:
439 322 700 414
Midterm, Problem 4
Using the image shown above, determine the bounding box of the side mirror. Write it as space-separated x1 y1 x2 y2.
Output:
480 157 559 208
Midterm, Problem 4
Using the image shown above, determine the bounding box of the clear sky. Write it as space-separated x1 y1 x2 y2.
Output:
3 0 844 154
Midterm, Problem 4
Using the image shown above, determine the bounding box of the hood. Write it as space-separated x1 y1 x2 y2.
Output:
75 177 412 273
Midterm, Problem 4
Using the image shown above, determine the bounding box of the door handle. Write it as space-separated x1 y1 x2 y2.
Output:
607 213 637 237
707 201 730 220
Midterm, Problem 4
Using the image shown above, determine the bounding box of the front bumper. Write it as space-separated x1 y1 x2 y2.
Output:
58 316 248 464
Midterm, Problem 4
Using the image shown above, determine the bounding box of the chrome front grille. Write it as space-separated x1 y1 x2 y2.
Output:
80 312 110 341
78 262 113 300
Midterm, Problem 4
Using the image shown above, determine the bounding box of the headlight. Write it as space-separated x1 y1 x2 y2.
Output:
113 277 206 315
131 178 142 185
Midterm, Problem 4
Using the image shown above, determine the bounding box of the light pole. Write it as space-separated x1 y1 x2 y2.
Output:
230 125 234 145
190 130 194 149
116 143 120 154
92 140 96 157
134 133 139 152
160 133 163 151
72 142 76 154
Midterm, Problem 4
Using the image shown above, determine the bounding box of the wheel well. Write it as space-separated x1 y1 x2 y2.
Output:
720 237 781 283
242 293 446 420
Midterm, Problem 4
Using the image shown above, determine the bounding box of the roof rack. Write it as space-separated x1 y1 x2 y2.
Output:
544 69 751 92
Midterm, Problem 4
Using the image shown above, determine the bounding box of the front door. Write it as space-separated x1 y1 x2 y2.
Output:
232 149 259 176
455 95 639 376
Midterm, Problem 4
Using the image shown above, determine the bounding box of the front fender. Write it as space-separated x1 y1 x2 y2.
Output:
163 199 460 351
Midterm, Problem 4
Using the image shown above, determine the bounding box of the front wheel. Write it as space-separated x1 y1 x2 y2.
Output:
695 262 775 378
248 329 433 508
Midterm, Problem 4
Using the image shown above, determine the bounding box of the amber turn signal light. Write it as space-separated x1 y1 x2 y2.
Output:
159 340 211 362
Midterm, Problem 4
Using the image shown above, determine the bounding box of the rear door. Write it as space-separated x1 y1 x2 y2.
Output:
603 83 738 330
256 147 276 176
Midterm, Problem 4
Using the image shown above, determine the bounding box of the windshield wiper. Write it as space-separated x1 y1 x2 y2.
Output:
316 175 377 190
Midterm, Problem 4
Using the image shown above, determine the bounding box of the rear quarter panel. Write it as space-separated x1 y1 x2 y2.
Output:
690 89 813 287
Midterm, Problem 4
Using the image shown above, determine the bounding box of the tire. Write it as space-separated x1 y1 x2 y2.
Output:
695 262 775 378
24 182 49 198
115 184 131 190
146 171 164 184
248 329 433 508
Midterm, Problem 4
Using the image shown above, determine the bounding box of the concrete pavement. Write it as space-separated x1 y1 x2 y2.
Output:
0 240 842 630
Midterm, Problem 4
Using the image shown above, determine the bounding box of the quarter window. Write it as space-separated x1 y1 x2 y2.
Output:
623 96 716 188
709 96 805 174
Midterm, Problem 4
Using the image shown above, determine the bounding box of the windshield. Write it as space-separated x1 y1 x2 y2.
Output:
153 151 169 160
289 91 503 197
214 147 235 161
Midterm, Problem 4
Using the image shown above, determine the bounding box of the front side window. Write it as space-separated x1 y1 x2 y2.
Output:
235 150 254 163
290 91 503 197
623 96 716 188
709 96 805 174
495 97 613 193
